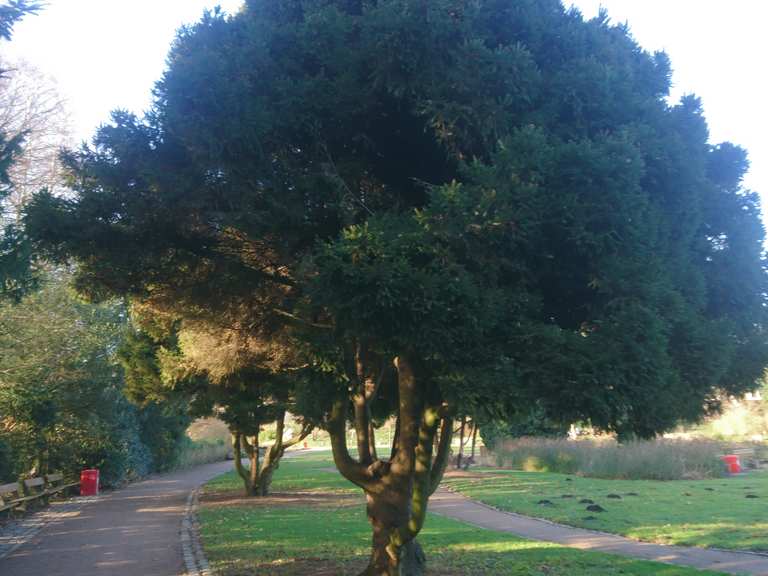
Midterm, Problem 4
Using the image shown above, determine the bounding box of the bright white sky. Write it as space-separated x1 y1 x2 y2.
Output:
2 0 766 207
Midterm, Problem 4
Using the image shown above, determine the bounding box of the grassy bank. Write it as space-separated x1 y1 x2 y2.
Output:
444 467 768 551
174 438 229 470
491 437 730 480
198 452 723 575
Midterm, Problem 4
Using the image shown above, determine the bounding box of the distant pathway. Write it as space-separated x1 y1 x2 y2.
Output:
430 488 768 575
0 460 232 576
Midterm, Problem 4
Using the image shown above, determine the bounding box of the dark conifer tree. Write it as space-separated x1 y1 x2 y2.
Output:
27 2 768 573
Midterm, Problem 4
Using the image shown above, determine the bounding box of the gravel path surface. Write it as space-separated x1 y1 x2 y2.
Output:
430 488 768 575
0 460 232 576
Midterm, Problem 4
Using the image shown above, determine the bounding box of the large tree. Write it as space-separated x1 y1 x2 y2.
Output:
27 1 767 574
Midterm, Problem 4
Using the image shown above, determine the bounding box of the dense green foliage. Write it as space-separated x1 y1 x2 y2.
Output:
0 274 190 485
28 0 767 435
24 0 768 571
117 316 314 496
479 405 569 450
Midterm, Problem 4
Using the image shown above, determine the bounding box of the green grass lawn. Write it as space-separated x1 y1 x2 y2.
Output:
443 467 768 552
198 452 724 575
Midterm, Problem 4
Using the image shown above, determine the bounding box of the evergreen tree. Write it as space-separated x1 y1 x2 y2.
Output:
26 2 767 573
118 313 313 497
0 0 41 41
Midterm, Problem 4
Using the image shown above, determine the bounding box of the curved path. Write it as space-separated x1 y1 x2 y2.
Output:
0 460 232 576
430 488 768 575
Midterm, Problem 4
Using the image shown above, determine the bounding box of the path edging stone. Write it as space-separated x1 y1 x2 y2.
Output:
182 488 212 576
442 484 768 559
431 486 768 575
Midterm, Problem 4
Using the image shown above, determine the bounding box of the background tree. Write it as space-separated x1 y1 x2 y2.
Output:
26 1 768 574
0 271 189 484
119 312 313 497
0 57 70 300
0 58 71 217
192 377 312 496
0 1 46 299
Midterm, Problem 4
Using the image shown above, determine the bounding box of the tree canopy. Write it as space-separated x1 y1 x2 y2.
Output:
0 271 190 485
26 1 768 573
118 310 314 497
0 0 41 41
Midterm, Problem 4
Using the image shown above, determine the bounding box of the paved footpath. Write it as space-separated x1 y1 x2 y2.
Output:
0 460 232 576
430 488 768 575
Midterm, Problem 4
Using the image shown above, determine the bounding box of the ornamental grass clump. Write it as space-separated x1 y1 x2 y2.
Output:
495 437 728 480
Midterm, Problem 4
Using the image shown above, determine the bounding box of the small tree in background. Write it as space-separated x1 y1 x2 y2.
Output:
119 314 313 497
0 1 46 300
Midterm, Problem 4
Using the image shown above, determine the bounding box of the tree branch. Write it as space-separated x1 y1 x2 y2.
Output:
346 341 373 465
272 308 333 330
429 416 454 496
401 404 441 543
232 433 249 483
389 355 421 478
282 422 313 450
328 396 373 489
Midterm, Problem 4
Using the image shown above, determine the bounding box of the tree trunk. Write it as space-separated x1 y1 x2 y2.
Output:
456 416 466 469
468 422 478 466
401 540 427 576
362 489 410 576
327 351 454 576
232 416 313 497
249 434 260 493
232 432 256 496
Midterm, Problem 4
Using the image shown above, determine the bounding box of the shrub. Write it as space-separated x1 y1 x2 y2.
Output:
0 437 15 483
494 437 729 480
137 401 191 472
479 409 569 451
174 438 229 470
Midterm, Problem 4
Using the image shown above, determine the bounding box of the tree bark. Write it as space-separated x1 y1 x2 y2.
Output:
248 434 260 493
401 540 427 576
234 413 313 497
468 421 478 466
369 422 378 461
455 416 466 469
328 352 454 576
232 432 256 496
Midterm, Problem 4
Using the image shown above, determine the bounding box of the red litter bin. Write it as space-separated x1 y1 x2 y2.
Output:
80 469 100 496
722 455 741 474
